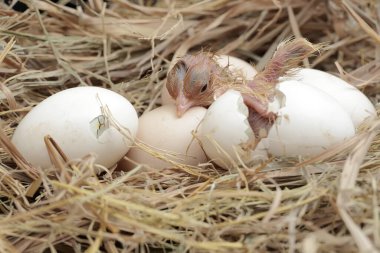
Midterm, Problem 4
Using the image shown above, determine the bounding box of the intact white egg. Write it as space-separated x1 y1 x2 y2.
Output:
126 105 207 169
160 55 257 105
287 68 376 127
198 82 356 169
12 87 138 169
262 81 355 156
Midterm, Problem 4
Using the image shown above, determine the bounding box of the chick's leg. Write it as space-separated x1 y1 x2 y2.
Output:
242 94 277 139
242 95 276 121
242 38 319 140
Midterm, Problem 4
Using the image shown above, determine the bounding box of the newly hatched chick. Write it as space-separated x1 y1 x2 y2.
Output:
166 53 230 115
166 38 320 140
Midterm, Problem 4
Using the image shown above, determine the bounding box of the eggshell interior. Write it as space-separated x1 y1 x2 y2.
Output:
12 87 138 169
126 105 207 169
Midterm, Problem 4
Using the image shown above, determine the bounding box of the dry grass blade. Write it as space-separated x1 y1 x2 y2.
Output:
0 0 379 252
336 120 380 252
342 0 380 44
0 37 16 64
0 126 38 180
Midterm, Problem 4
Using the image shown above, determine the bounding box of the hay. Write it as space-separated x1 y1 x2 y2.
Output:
0 0 379 252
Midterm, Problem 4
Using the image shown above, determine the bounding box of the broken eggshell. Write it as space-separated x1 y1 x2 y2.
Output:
198 82 356 169
197 90 267 168
12 87 138 169
161 55 257 105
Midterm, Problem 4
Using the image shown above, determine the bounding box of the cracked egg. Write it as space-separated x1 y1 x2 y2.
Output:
12 87 138 169
198 83 356 169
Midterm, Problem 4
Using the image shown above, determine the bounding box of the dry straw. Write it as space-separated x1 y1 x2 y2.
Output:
0 0 379 252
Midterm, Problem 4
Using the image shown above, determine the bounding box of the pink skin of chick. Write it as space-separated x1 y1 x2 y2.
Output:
166 38 320 140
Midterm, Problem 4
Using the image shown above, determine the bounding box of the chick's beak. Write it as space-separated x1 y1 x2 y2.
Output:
176 94 193 117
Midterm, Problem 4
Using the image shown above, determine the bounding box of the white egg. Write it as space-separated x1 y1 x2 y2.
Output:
287 68 376 127
126 105 207 169
160 55 257 105
12 87 138 169
198 82 356 168
213 55 257 79
262 81 355 156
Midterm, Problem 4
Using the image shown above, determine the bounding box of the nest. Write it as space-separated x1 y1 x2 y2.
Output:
0 0 379 252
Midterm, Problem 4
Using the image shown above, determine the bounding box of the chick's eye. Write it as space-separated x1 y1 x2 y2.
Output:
200 83 208 93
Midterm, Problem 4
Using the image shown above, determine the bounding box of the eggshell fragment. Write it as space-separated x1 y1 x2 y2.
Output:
126 105 207 169
289 68 376 127
12 87 138 169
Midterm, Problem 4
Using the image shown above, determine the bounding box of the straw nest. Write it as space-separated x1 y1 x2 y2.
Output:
0 0 379 252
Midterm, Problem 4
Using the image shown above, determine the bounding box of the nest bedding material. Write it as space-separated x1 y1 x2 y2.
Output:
0 0 380 252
